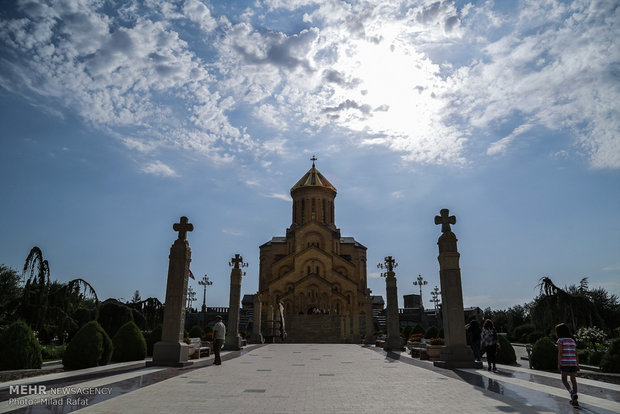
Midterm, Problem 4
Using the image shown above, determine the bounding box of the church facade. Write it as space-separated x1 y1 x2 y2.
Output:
258 160 368 326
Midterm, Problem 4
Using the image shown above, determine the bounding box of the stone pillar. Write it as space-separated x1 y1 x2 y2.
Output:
352 296 360 343
384 267 402 351
151 217 193 367
433 209 482 369
265 304 274 341
251 292 264 344
364 288 375 345
224 254 244 350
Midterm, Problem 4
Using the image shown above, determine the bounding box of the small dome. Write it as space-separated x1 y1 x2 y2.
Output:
290 165 337 194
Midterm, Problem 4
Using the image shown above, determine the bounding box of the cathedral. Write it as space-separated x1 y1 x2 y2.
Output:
258 158 368 323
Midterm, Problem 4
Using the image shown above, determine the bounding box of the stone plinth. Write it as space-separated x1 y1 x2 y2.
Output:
150 217 193 367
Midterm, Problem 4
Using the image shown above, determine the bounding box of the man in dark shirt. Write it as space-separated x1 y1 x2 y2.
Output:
466 319 482 362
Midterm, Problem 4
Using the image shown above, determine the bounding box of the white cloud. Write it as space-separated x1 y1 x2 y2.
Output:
487 123 534 156
222 228 244 236
141 160 178 177
266 192 291 202
1 0 618 170
183 0 217 33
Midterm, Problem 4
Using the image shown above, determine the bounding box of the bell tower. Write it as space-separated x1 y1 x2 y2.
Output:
289 156 337 230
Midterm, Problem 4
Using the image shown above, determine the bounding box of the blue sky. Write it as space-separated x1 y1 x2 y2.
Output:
0 0 619 311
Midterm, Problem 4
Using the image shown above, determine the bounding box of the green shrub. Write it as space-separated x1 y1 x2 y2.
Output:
496 335 517 364
412 324 425 335
577 349 589 365
512 324 536 342
588 350 605 367
146 325 162 356
188 325 205 338
438 327 444 338
63 321 112 369
530 337 557 371
0 321 42 370
402 326 413 341
527 331 545 344
600 338 620 373
112 321 146 362
41 345 65 361
424 326 439 339
98 300 134 338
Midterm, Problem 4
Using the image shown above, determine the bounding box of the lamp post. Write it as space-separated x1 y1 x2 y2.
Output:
186 286 197 311
198 275 213 313
430 286 441 315
413 274 428 309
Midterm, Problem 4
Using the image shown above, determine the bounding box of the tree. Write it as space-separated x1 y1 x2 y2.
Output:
0 265 22 324
21 247 50 332
131 290 142 304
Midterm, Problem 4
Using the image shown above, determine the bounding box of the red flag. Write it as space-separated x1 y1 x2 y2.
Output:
189 269 195 280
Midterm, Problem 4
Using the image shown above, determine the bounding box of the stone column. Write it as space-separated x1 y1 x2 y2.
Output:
151 217 193 367
384 266 401 351
352 295 360 343
433 209 482 369
265 304 274 342
251 292 264 343
364 288 375 345
224 254 245 350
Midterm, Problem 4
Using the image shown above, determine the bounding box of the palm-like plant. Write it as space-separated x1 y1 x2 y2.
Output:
22 247 50 332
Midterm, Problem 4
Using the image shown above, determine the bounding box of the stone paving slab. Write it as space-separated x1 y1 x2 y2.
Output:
78 344 556 414
3 344 619 413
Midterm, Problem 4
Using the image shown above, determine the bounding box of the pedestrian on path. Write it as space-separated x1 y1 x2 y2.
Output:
466 318 482 362
213 315 226 365
556 323 580 407
481 319 499 371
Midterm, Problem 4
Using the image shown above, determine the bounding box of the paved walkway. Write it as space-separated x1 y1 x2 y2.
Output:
1 344 619 413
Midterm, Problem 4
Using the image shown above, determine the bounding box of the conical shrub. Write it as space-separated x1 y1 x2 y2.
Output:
112 321 147 362
0 321 42 370
62 321 112 369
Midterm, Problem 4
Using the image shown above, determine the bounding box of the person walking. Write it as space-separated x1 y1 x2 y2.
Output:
556 323 580 407
212 315 226 365
466 318 482 362
481 319 499 371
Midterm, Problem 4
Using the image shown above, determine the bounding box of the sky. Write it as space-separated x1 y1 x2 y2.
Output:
0 0 619 312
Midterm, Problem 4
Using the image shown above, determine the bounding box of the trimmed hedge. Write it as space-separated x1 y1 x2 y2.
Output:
112 321 146 362
188 325 205 339
512 324 536 342
530 337 557 371
600 338 620 373
63 321 112 369
496 335 517 364
146 325 162 356
0 321 42 370
424 326 439 339
412 324 425 335
98 300 134 338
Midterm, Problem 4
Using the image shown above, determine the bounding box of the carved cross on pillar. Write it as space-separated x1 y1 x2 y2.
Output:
434 208 456 233
229 254 248 270
173 216 193 240
377 256 398 275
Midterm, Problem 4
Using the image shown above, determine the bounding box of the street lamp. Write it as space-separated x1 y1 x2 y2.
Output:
186 285 197 311
430 286 441 315
199 275 213 313
413 274 428 309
